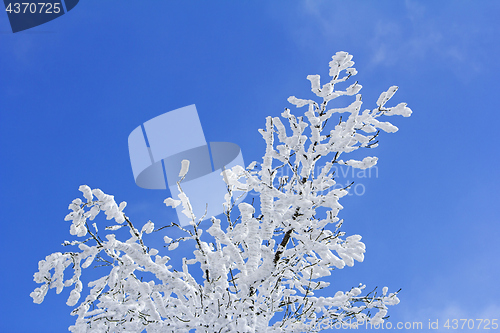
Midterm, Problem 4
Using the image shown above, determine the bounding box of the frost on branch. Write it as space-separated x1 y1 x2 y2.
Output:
31 52 409 332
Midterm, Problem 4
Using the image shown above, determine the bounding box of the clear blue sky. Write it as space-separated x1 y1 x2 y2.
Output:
1 1 499 332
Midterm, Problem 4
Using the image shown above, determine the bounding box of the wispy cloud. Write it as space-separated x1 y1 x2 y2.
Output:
287 0 491 77
400 303 500 332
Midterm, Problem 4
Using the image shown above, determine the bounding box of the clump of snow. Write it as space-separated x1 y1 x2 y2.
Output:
178 159 190 178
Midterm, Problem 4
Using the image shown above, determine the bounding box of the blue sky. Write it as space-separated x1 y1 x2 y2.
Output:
1 1 499 332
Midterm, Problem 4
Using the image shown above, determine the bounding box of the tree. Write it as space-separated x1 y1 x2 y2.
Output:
31 52 412 332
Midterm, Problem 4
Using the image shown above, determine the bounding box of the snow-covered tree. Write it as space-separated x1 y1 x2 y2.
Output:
31 52 411 332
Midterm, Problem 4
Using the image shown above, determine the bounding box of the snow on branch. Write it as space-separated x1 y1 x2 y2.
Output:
31 52 410 332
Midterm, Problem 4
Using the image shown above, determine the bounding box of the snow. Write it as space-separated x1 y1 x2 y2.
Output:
179 159 190 178
141 221 155 234
31 52 407 332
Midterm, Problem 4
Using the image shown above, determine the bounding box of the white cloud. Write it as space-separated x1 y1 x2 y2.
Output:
411 303 500 332
284 0 487 77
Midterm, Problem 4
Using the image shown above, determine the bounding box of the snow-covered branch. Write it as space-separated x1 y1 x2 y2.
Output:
31 52 410 332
